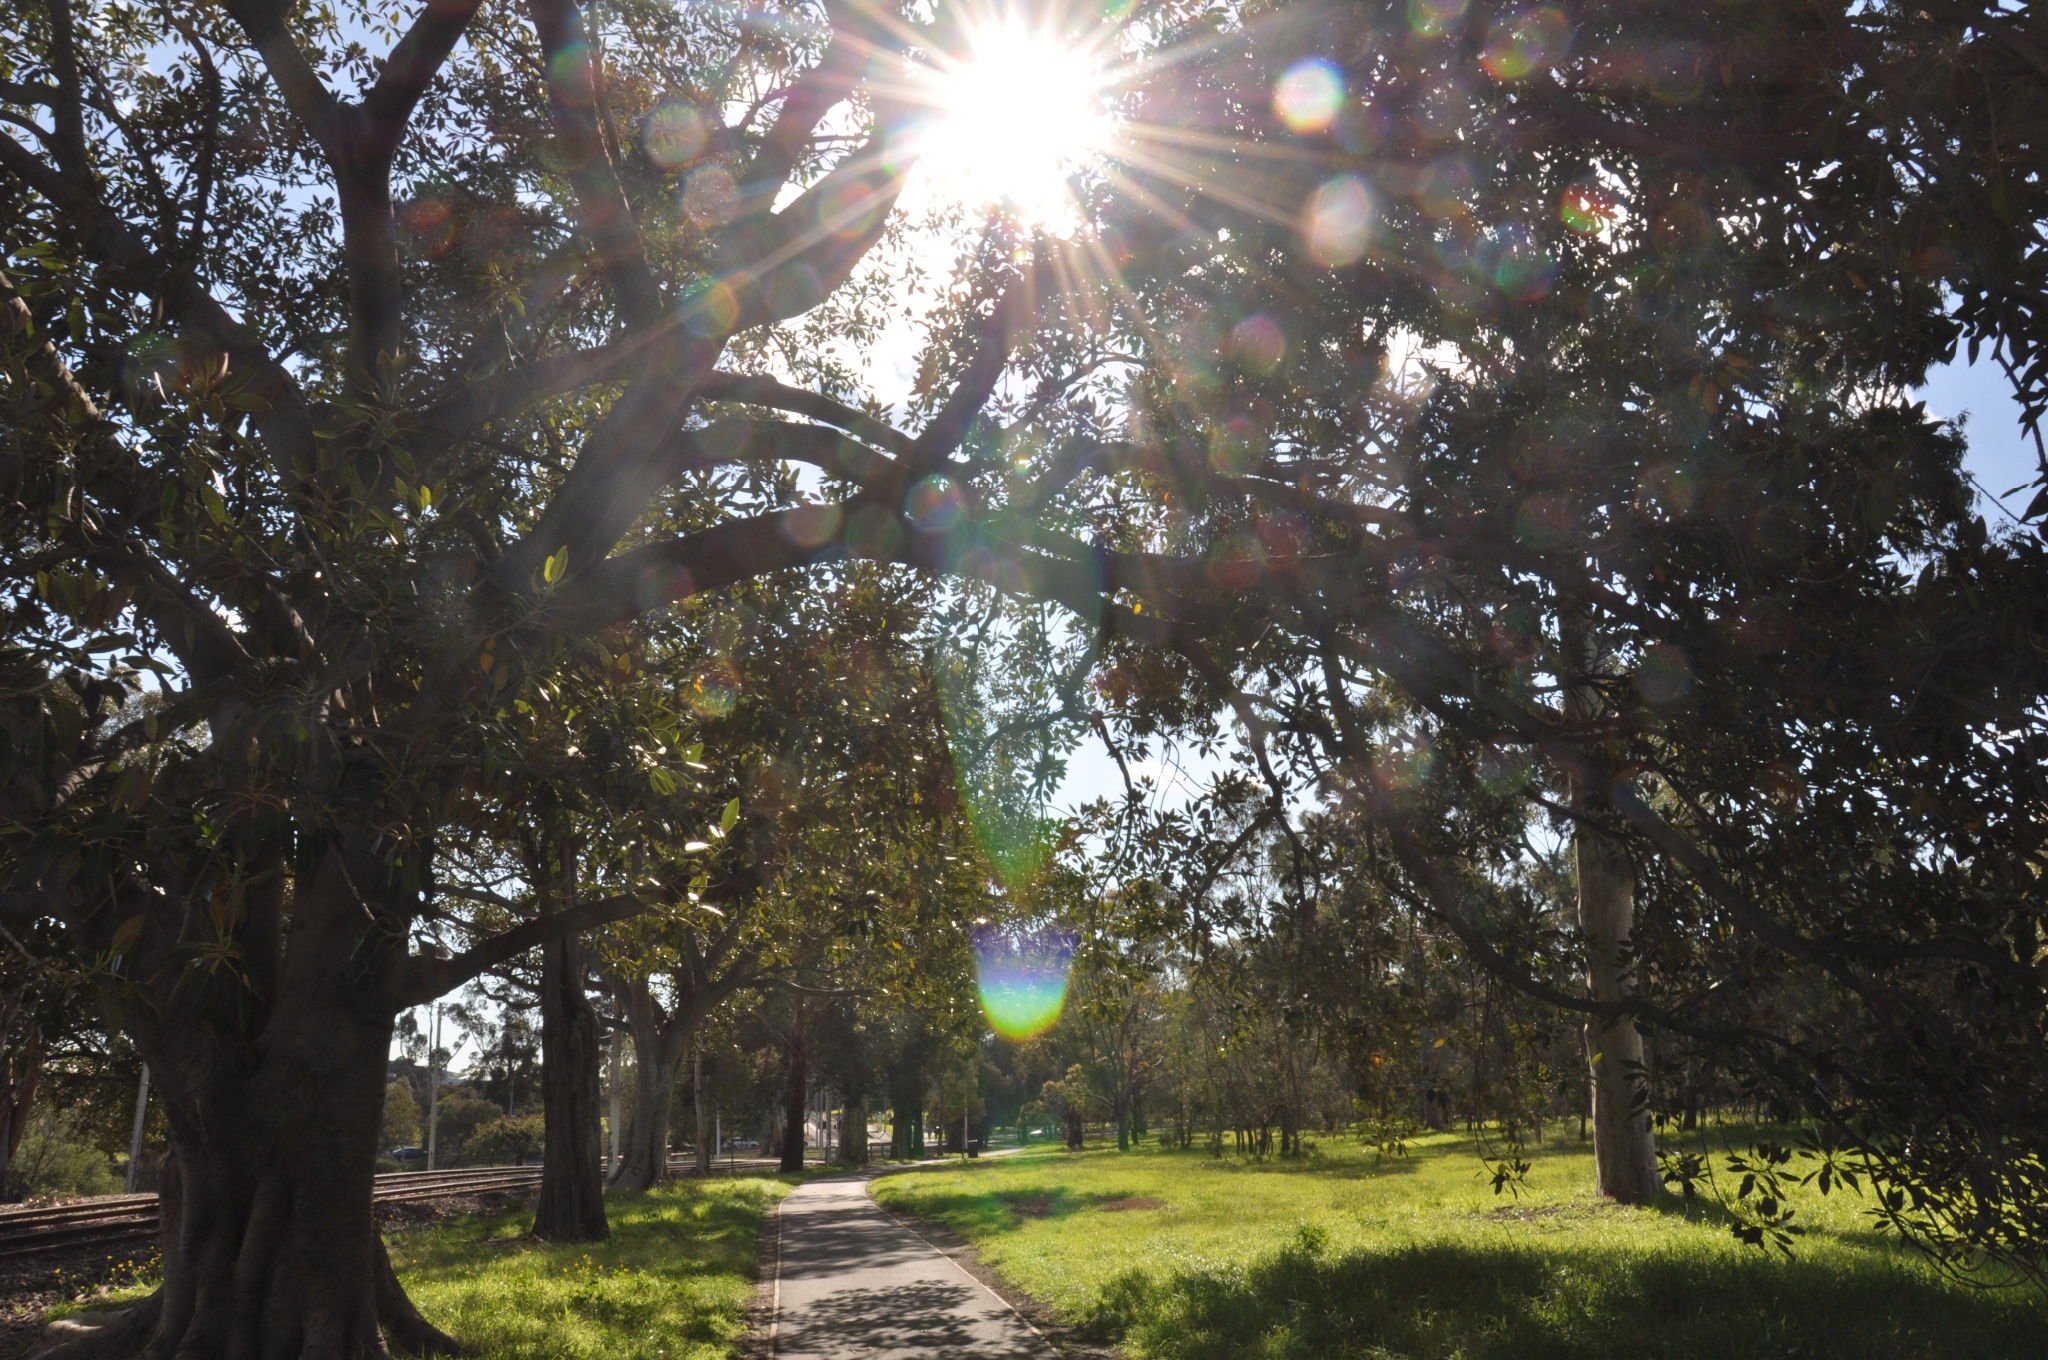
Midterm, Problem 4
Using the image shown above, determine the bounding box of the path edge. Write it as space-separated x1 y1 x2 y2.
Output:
737 1186 784 1360
865 1177 1128 1360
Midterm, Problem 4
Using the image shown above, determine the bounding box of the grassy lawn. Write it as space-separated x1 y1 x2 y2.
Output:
388 1176 789 1360
872 1134 2045 1360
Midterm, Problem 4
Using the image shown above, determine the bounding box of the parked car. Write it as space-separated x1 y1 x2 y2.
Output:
723 1137 760 1151
389 1146 428 1168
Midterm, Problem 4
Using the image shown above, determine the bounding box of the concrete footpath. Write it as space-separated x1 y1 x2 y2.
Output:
766 1171 1055 1359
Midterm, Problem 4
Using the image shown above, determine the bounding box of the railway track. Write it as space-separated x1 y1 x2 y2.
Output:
0 1158 782 1266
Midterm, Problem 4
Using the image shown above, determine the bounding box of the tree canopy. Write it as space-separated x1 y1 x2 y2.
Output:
2 0 2047 1348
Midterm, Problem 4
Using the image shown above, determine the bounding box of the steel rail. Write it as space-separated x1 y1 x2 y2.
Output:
0 1158 781 1265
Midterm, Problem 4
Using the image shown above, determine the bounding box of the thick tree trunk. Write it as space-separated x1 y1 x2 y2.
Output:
837 1099 866 1166
692 1050 712 1176
890 1085 921 1159
779 1002 806 1174
125 939 454 1356
1565 619 1659 1205
42 848 464 1360
534 935 607 1241
611 1029 681 1191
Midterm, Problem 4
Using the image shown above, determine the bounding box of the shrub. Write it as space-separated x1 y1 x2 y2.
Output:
464 1114 545 1166
9 1108 120 1199
430 1091 503 1163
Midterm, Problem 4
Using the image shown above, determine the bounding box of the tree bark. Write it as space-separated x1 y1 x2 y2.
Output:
1566 620 1660 1205
837 1098 866 1166
692 1049 712 1176
609 976 685 1191
20 845 473 1360
779 1000 806 1174
534 933 607 1241
0 1015 44 1202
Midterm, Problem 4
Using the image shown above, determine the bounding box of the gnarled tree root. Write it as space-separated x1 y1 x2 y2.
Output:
26 1240 461 1360
25 1292 161 1360
375 1237 464 1357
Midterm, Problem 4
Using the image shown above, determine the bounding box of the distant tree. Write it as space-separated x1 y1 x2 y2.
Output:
380 1082 421 1152
427 1090 501 1166
1039 1065 1094 1151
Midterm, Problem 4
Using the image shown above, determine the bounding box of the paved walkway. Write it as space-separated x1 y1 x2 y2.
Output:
768 1172 1054 1359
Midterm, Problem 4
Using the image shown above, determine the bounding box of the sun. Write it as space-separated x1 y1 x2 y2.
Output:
915 18 1115 228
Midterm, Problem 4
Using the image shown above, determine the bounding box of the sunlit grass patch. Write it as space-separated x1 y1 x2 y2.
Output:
874 1135 2043 1360
393 1177 788 1360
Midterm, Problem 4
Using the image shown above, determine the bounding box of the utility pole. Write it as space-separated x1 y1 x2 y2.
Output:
124 1064 150 1194
426 1004 442 1171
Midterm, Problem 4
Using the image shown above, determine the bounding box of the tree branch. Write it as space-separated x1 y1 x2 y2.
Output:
525 0 662 329
698 371 916 458
394 889 658 1006
361 0 486 163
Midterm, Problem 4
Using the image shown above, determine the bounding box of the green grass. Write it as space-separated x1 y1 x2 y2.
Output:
390 1177 788 1360
872 1133 2046 1360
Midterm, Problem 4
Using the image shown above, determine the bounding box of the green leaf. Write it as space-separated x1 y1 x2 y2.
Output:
543 547 567 584
109 915 144 955
719 797 740 835
648 767 676 796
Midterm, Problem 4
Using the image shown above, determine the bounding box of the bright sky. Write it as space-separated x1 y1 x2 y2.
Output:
1918 353 2043 524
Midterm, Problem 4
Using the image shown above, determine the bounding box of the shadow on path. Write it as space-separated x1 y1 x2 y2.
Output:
770 1172 1051 1360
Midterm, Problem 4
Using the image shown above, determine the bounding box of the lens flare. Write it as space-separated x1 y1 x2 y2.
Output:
1274 58 1345 134
643 101 707 171
1481 8 1569 81
1303 175 1374 267
1560 183 1619 235
1408 0 1469 37
1230 314 1287 372
908 474 967 531
974 926 1076 1040
683 165 738 229
917 18 1114 227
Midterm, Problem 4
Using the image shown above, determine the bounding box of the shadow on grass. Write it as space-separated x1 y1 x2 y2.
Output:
393 1177 783 1360
892 1186 1176 1236
1080 1228 2044 1360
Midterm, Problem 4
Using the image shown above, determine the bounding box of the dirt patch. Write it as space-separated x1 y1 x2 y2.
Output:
1010 1195 1057 1218
374 1188 534 1230
1484 1198 1626 1223
873 1191 1128 1360
1095 1197 1165 1213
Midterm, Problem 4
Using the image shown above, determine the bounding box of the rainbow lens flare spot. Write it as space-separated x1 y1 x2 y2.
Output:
1481 8 1569 81
975 927 1076 1039
1303 175 1375 267
1274 59 1345 134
